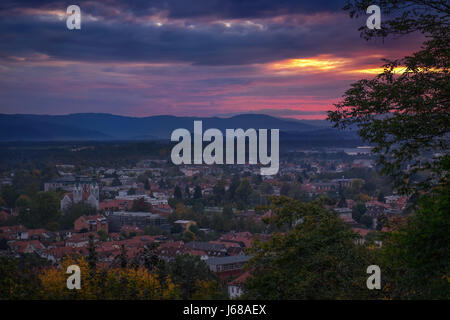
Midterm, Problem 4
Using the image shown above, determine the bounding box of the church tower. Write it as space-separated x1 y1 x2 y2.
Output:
73 183 82 203
90 183 99 201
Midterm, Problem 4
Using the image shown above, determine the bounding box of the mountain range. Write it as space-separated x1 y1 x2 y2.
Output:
0 113 358 142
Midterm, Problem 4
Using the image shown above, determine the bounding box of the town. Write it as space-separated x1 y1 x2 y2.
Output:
0 142 409 299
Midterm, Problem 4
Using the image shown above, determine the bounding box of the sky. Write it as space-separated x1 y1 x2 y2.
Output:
0 0 423 119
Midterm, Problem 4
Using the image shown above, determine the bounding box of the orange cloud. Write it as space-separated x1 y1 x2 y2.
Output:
265 54 410 76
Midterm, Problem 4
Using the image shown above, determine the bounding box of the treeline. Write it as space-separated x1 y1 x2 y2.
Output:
0 243 226 300
0 141 170 171
243 186 449 299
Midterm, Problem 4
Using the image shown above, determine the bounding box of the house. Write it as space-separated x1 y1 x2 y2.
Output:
205 255 253 280
74 215 108 233
100 199 133 212
155 241 185 262
219 232 254 248
0 225 28 240
0 209 10 222
228 271 251 299
334 207 353 218
65 232 98 248
10 240 45 254
352 228 370 245
27 229 55 243
185 241 228 257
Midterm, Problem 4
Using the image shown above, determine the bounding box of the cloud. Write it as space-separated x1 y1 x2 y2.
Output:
0 0 347 20
0 10 421 67
0 0 425 117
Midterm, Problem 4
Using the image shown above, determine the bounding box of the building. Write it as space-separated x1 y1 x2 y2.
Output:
185 241 227 257
74 215 108 233
60 183 99 212
45 176 97 192
107 211 168 232
174 220 196 231
228 271 250 299
206 255 253 280
333 207 353 218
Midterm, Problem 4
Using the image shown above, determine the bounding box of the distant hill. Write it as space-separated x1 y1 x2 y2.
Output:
0 113 356 142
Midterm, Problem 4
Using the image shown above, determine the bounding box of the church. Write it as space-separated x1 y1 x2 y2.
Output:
60 183 99 213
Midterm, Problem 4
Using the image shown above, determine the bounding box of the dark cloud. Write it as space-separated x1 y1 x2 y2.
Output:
0 0 423 66
0 0 347 19
0 0 425 117
160 0 345 19
1 11 417 66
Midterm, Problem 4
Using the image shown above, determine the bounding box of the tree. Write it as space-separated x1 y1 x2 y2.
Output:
259 182 273 195
1 185 19 208
193 185 202 200
174 186 182 200
0 255 43 299
97 229 108 242
360 214 374 229
280 183 290 196
337 186 347 208
184 186 191 199
141 242 162 272
244 198 378 299
0 196 6 208
60 203 97 229
144 179 151 191
235 179 252 204
213 179 226 204
329 0 450 194
39 255 181 299
28 192 60 228
15 194 32 224
222 204 234 218
380 185 450 299
131 197 151 212
119 245 128 268
111 176 122 186
227 175 240 200
352 202 367 222
167 254 220 299
87 234 98 273
377 191 385 203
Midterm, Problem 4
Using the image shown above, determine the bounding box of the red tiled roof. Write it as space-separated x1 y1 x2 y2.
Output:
352 228 370 237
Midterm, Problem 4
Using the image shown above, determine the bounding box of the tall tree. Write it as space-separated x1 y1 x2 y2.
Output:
29 192 60 228
329 0 450 194
244 198 377 299
167 254 220 299
193 185 202 199
380 185 450 299
174 186 182 200
87 234 98 273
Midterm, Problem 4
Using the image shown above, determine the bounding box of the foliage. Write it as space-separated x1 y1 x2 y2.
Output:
60 203 97 229
329 0 450 194
0 254 46 299
131 197 152 212
379 185 450 299
244 198 378 299
167 254 224 299
19 192 60 229
39 255 181 300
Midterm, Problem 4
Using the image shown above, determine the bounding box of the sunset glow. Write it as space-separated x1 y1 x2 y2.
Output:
0 0 423 118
